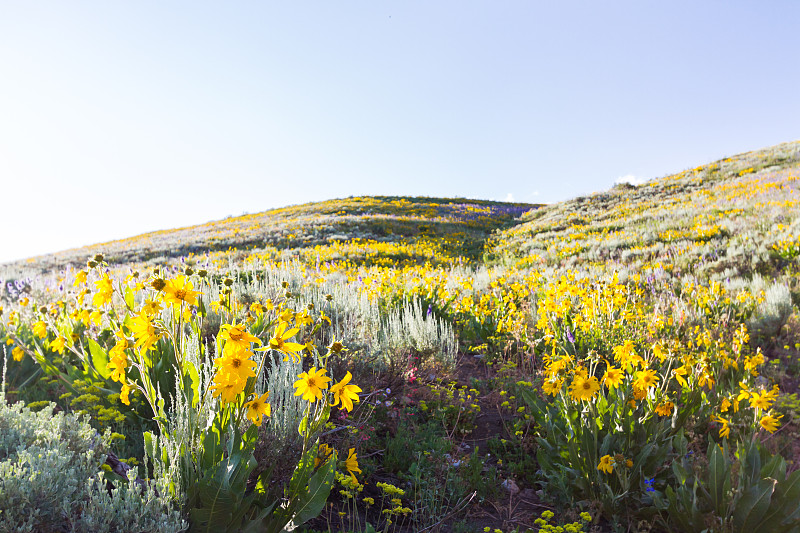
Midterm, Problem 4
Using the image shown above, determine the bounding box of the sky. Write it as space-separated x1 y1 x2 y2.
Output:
1 1 799 264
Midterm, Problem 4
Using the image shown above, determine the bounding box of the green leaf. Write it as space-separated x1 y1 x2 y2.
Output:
124 286 135 310
185 361 201 407
732 478 776 533
708 442 729 516
742 441 763 488
289 449 336 526
672 460 690 486
287 441 317 498
759 469 800 530
761 452 786 482
87 338 111 380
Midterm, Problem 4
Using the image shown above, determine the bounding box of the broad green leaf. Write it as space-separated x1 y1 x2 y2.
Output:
708 442 728 515
732 478 776 533
124 285 135 310
185 361 201 407
742 441 763 487
87 338 110 380
289 448 337 526
759 469 800 529
761 452 786 482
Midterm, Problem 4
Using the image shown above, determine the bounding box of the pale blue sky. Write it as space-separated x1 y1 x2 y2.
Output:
1 2 799 263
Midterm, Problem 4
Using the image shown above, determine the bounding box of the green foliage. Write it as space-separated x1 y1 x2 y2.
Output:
0 394 185 533
523 383 694 522
662 437 800 532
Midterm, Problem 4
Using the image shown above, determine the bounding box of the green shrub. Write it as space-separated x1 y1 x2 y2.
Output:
0 394 186 533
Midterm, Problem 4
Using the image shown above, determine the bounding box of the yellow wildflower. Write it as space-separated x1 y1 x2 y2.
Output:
330 371 362 412
93 274 114 307
760 413 782 433
597 455 615 474
344 448 362 483
163 276 200 309
244 392 271 426
33 321 47 339
294 366 331 402
602 365 623 390
569 374 600 402
12 346 24 361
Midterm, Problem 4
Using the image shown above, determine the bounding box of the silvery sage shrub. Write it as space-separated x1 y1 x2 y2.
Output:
0 394 185 533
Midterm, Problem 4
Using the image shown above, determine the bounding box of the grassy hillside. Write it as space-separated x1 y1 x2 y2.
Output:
2 141 800 533
489 140 800 280
9 196 537 274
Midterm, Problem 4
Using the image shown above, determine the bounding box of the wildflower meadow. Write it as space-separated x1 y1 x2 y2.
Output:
3 141 800 532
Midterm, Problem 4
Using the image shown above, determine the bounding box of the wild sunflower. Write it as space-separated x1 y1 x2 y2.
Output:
315 443 334 468
655 401 674 417
163 276 200 308
244 392 271 426
210 372 246 405
713 414 731 438
120 382 132 405
542 378 563 396
569 374 600 402
219 323 262 350
597 455 615 474
330 371 362 412
130 313 161 352
633 369 658 391
270 321 305 359
33 321 47 339
12 346 24 361
602 365 623 389
293 366 331 402
214 348 257 382
760 413 783 433
93 274 114 307
50 336 67 355
344 448 362 483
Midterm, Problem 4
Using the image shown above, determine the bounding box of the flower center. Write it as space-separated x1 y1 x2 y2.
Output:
176 289 187 300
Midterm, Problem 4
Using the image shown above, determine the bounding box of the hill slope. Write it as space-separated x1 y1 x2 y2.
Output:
489 140 800 282
9 196 537 274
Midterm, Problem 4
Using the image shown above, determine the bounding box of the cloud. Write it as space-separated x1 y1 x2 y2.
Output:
504 193 515 202
615 174 648 186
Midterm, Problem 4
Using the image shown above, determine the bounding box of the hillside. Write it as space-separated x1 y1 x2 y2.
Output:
3 140 800 533
7 196 537 275
489 140 800 283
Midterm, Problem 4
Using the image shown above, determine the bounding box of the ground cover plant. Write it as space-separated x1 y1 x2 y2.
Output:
3 140 800 532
